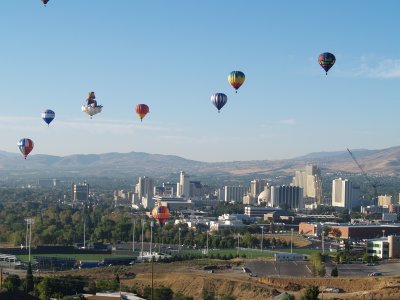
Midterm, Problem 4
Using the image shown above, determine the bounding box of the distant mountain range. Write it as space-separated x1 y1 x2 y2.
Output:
1 146 400 178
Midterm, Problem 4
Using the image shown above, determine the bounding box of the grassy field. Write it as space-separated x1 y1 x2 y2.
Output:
17 246 320 262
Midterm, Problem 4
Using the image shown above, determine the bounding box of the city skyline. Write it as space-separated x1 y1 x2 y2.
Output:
1 1 400 162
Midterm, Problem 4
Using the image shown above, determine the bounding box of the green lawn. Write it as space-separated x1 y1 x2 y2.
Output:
17 248 321 262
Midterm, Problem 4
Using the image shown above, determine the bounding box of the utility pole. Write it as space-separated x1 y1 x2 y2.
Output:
132 219 136 253
260 226 264 252
141 219 145 259
291 228 294 254
83 220 86 249
24 218 34 262
178 227 181 252
206 230 209 256
150 221 154 255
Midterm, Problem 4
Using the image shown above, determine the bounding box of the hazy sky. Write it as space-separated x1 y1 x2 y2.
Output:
1 1 400 162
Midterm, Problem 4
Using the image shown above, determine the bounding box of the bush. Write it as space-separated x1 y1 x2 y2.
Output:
331 265 338 277
301 285 319 300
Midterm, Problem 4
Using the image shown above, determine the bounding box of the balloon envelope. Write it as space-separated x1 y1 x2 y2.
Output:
41 0 49 5
135 104 150 121
18 138 34 159
211 93 228 113
152 206 170 224
42 109 55 126
228 71 245 92
318 52 336 75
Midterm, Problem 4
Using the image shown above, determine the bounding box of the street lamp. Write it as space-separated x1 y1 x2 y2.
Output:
236 234 240 256
132 218 136 253
150 221 154 255
260 226 264 252
206 230 209 256
141 219 145 259
24 218 34 262
290 228 294 254
178 227 181 252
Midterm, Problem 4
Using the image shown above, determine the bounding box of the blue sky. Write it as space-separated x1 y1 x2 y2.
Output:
1 1 400 162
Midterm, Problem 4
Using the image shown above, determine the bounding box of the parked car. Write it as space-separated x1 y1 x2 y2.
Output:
368 272 382 276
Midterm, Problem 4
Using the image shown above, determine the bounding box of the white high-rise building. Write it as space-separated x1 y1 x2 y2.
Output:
332 178 352 209
177 171 190 199
137 176 154 200
224 186 246 203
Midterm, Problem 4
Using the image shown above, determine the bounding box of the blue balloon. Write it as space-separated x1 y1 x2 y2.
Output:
211 93 228 113
42 109 55 126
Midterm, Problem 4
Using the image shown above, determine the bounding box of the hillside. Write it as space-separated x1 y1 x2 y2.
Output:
1 146 400 178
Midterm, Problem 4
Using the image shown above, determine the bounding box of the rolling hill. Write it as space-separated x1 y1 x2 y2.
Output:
1 146 400 178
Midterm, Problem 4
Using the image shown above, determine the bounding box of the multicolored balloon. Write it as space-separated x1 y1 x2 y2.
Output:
318 52 336 75
42 109 55 126
152 205 170 225
211 93 228 113
228 71 245 93
135 104 149 122
18 138 34 159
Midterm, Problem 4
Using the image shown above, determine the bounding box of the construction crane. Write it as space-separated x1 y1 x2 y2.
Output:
346 148 380 204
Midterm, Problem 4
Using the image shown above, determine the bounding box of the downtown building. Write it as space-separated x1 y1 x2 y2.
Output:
331 178 360 210
72 182 89 206
271 185 303 210
292 165 323 205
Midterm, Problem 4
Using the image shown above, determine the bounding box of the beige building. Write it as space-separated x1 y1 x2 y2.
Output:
378 194 393 206
292 165 323 204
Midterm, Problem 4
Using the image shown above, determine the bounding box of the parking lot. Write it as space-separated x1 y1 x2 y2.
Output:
244 259 400 278
245 260 312 277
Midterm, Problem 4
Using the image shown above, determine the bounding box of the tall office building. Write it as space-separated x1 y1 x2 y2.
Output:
72 182 89 204
177 171 190 198
332 178 352 209
224 186 246 203
271 185 303 209
137 176 154 200
292 165 323 204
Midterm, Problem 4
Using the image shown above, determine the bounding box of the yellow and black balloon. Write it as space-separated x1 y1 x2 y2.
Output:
228 71 245 93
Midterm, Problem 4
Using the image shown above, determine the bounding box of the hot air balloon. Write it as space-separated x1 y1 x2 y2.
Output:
42 109 55 126
18 138 34 159
211 93 228 113
82 91 103 119
135 104 149 122
41 0 49 6
228 71 245 93
318 52 336 75
152 205 170 225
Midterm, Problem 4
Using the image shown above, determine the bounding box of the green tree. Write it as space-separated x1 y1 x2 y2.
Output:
26 262 34 293
174 292 194 300
282 293 295 300
331 265 338 277
301 285 319 300
3 274 21 292
88 280 97 295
